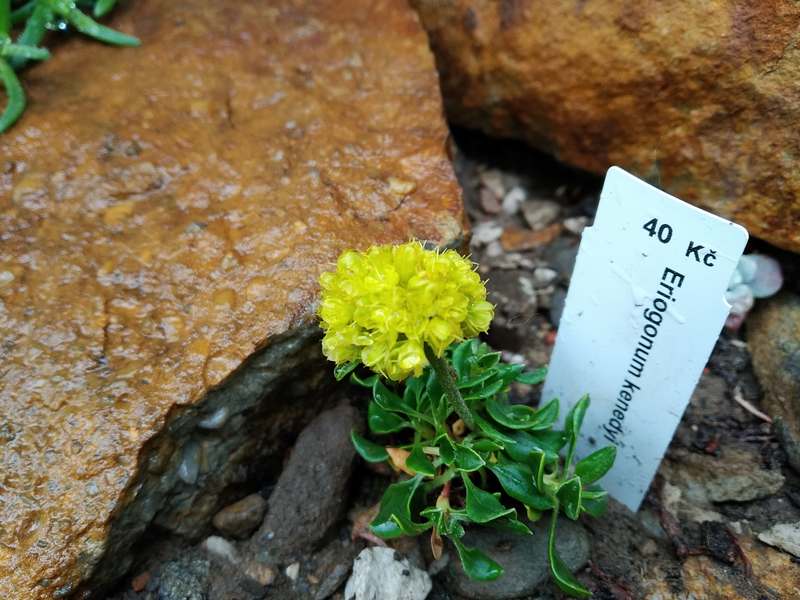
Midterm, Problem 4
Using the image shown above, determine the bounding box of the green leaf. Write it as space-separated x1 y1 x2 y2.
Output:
451 536 503 581
487 453 554 511
351 372 378 388
581 489 609 518
0 58 24 133
454 443 485 472
370 475 430 538
457 369 496 390
473 413 518 445
503 429 563 464
452 339 474 378
477 350 501 370
8 1 49 70
575 445 616 484
49 0 140 46
93 0 117 18
0 43 50 61
548 510 591 598
516 366 547 385
565 394 590 439
334 362 358 381
11 1 35 27
462 473 515 523
485 396 537 429
486 396 559 431
438 435 455 465
462 377 506 401
564 394 590 466
486 513 532 536
367 400 409 434
350 430 388 463
557 477 582 521
472 438 504 453
0 1 10 35
403 376 425 410
406 445 435 477
530 449 546 493
530 398 560 430
373 379 409 414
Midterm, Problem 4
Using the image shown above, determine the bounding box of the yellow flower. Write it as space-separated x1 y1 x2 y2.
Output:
318 242 494 380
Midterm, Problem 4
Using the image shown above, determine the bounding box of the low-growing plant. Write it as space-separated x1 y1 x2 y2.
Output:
319 242 616 598
1 0 139 133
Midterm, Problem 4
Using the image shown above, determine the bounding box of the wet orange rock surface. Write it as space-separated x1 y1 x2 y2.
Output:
0 1 461 597
413 0 800 252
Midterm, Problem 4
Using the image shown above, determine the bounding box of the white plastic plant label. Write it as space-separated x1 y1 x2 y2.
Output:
543 166 748 512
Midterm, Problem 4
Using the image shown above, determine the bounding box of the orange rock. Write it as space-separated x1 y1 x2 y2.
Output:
500 223 563 252
0 1 462 597
413 0 800 253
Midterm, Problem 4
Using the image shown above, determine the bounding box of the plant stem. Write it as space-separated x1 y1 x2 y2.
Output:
424 344 475 430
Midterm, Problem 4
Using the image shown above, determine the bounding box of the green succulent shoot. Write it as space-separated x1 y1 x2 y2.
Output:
1 0 139 133
319 243 617 598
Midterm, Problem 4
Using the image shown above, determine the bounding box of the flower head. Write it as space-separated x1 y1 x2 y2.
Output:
319 242 493 380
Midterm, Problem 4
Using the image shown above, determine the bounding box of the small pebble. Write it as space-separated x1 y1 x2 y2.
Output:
286 562 300 581
522 199 560 230
202 535 238 564
243 561 276 587
479 188 502 214
479 169 506 199
532 267 558 288
563 216 589 235
212 493 267 539
131 571 150 593
501 186 526 215
471 221 503 246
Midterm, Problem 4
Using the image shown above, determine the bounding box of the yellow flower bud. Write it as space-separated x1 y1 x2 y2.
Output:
318 242 494 380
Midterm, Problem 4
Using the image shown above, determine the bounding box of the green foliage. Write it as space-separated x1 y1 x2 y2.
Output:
349 339 617 596
1 0 139 133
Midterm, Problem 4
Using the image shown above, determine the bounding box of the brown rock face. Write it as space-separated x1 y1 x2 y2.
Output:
0 1 461 597
412 0 800 252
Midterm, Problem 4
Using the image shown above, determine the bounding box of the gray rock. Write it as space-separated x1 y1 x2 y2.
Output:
446 519 590 600
775 418 800 474
749 293 800 461
251 404 360 562
213 494 268 539
666 448 785 505
158 555 210 600
344 547 432 600
758 522 800 558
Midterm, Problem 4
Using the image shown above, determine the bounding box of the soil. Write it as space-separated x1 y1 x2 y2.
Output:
107 129 800 600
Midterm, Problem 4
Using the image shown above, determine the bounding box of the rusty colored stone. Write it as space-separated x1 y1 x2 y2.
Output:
641 535 800 599
413 0 800 252
499 223 563 252
0 1 462 598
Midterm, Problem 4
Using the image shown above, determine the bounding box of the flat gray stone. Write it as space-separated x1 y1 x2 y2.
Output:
446 518 590 600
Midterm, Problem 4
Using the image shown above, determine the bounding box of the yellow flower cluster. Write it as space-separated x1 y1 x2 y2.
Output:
319 242 494 381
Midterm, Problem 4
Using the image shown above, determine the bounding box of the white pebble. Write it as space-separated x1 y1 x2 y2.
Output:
178 441 200 485
203 535 238 564
345 547 431 600
471 221 503 246
198 406 229 430
285 562 300 581
502 186 527 215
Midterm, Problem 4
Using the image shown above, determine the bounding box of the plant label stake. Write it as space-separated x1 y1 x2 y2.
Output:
543 167 748 512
